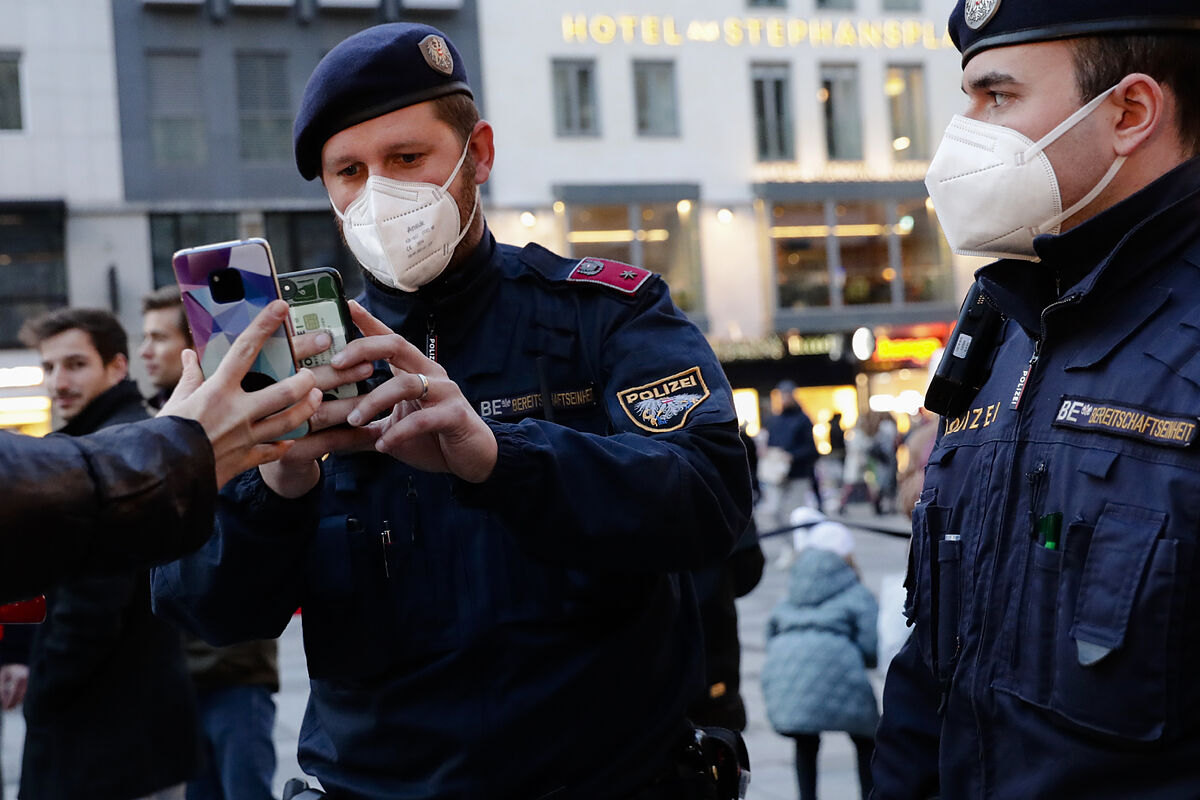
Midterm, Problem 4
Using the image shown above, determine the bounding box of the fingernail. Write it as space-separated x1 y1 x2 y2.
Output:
347 410 362 426
316 332 332 349
331 353 344 367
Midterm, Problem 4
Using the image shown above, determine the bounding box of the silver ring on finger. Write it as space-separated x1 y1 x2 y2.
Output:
416 372 430 400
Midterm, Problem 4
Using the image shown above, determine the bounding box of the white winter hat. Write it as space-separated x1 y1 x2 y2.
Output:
790 505 825 551
798 520 856 557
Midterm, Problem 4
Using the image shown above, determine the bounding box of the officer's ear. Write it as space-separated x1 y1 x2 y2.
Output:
1109 73 1168 158
466 120 495 185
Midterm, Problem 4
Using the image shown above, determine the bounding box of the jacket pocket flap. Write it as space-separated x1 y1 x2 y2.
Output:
1071 503 1165 662
1066 287 1170 370
1077 449 1117 480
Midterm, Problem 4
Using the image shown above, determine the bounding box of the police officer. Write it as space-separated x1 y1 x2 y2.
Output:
152 23 752 800
873 2 1200 798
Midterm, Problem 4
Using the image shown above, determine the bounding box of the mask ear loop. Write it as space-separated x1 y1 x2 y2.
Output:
1022 85 1119 162
1022 84 1124 235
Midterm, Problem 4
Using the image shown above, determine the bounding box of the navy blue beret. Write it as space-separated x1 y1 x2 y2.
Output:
950 0 1200 66
293 23 473 180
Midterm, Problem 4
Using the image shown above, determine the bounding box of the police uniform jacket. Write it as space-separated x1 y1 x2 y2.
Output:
153 233 753 800
21 380 200 800
873 156 1200 799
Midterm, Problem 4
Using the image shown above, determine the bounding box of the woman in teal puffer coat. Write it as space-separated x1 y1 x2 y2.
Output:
762 513 879 800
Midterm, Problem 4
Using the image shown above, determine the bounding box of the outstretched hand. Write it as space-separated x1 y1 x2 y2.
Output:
159 300 322 489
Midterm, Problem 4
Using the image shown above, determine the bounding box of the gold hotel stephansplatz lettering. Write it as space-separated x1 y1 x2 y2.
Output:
943 401 1002 436
562 15 953 50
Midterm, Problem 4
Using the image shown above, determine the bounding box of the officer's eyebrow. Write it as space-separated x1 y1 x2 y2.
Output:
962 70 1021 95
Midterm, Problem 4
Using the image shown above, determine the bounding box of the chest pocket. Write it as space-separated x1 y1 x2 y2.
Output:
301 461 458 680
906 445 963 681
995 493 1186 741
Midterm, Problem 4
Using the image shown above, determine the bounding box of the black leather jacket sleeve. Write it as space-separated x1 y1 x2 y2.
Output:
0 416 216 603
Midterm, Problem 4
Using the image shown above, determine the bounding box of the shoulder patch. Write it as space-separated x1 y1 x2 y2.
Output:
617 366 710 433
566 258 651 295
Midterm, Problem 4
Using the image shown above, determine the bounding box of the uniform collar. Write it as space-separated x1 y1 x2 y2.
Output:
978 156 1200 336
362 230 501 349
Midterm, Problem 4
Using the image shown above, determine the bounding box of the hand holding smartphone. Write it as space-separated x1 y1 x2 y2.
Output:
279 267 362 400
172 237 309 439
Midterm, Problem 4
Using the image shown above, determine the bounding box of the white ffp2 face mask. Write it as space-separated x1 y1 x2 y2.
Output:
332 139 479 292
924 85 1125 261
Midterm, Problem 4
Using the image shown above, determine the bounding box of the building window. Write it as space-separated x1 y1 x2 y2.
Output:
147 51 205 166
819 64 862 161
883 0 921 9
265 211 363 299
769 196 951 309
748 0 786 7
897 197 952 302
886 65 929 160
816 0 853 8
633 61 678 137
553 60 598 137
752 64 793 161
0 53 22 131
0 204 67 348
236 52 292 162
149 213 238 288
564 200 702 313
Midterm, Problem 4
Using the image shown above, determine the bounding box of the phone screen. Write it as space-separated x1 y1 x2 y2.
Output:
282 270 359 400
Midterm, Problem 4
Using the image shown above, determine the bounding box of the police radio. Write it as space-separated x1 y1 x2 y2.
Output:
925 281 1004 418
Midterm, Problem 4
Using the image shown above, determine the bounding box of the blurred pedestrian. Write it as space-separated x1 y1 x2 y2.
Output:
15 308 199 800
762 512 878 800
765 381 821 567
837 414 879 514
140 288 280 800
868 412 900 515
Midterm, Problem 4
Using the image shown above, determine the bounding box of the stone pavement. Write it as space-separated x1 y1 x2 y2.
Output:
1 506 911 800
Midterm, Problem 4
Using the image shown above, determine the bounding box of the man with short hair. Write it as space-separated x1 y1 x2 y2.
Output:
874 3 1200 798
139 287 281 800
155 22 752 800
141 285 191 409
15 308 199 800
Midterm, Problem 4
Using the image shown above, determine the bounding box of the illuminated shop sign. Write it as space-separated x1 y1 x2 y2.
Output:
872 335 941 364
562 15 952 51
712 332 839 362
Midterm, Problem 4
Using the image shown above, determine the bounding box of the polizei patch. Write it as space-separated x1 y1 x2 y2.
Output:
618 367 710 433
1053 395 1199 449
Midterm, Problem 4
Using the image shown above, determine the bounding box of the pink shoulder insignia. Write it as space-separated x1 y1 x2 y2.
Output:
565 257 651 295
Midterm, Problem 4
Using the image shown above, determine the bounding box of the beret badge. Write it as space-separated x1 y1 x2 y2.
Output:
964 0 1001 31
419 34 455 76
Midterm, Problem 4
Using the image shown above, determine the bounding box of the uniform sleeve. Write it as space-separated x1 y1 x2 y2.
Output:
152 467 319 645
872 633 942 799
0 418 215 604
455 283 752 572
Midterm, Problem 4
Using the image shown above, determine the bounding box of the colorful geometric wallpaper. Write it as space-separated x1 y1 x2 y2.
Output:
172 239 295 386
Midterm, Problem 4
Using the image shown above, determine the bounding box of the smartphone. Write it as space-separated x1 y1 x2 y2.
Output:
172 237 309 439
279 267 361 401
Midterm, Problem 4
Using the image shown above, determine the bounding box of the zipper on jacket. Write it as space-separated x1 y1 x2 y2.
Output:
425 313 438 364
1025 460 1048 540
380 520 392 579
1009 293 1079 411
407 475 421 545
970 291 1079 776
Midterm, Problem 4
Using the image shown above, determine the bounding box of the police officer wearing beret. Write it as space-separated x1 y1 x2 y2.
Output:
873 2 1200 798
153 23 752 800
